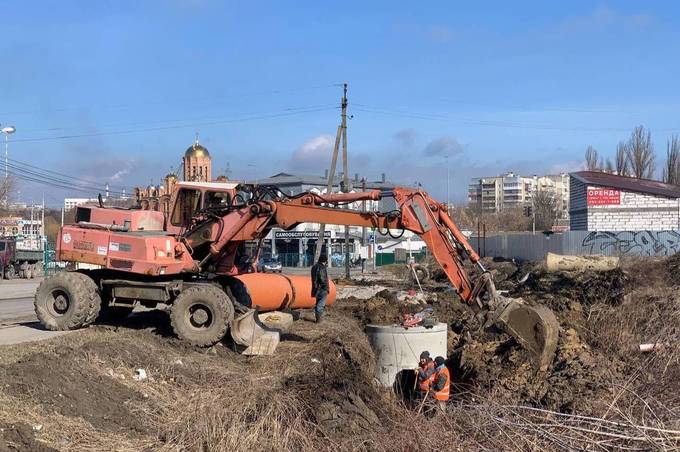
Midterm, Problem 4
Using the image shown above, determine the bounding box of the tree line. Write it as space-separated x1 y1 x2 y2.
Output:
584 125 680 184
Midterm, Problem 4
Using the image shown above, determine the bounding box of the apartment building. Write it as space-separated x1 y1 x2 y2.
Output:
468 172 570 218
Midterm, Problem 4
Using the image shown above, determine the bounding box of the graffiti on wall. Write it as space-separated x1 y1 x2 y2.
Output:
581 231 680 256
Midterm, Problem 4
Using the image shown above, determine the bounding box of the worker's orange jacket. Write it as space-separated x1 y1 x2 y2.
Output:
432 366 450 401
417 361 435 392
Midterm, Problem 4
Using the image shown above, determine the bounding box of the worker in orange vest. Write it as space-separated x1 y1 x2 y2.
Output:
416 351 435 400
431 356 450 413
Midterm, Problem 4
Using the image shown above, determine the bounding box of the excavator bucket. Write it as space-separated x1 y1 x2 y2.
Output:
230 309 294 356
491 298 559 371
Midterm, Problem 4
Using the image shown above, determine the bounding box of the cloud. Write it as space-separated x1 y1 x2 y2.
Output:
394 128 417 147
289 134 335 171
428 25 455 43
554 5 654 34
548 160 585 174
422 136 464 157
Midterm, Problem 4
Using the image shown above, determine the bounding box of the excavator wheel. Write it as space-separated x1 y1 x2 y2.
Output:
170 285 234 347
34 272 102 331
408 263 430 284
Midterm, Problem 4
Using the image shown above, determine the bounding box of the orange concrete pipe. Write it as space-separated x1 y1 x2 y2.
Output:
231 273 336 311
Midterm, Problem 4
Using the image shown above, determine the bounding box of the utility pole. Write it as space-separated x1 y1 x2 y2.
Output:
314 83 350 275
361 177 366 274
313 126 342 263
341 83 350 280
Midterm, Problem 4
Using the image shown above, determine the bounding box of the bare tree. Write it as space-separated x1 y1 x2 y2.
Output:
662 135 680 185
585 145 599 171
0 177 15 214
605 158 614 173
615 142 629 176
533 189 557 231
626 125 655 179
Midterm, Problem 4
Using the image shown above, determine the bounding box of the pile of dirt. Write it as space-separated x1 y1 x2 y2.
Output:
0 350 148 436
0 422 56 452
336 289 425 326
512 267 628 312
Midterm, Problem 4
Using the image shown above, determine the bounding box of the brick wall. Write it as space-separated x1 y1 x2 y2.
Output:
586 186 680 231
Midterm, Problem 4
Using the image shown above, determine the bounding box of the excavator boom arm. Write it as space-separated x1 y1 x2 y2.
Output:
192 185 559 369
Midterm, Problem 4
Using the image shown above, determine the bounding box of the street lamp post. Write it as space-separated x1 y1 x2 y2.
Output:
1 125 16 205
445 155 450 213
1 125 16 180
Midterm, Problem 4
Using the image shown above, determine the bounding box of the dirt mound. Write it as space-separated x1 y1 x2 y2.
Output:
0 422 56 452
0 350 147 435
512 268 627 312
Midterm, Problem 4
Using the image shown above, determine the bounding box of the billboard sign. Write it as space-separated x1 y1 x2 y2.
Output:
274 231 331 239
587 188 621 206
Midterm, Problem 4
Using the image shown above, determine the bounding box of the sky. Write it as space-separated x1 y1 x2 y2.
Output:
1 0 680 206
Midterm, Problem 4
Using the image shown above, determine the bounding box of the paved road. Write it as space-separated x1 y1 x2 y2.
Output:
0 278 72 345
0 279 41 300
0 296 35 325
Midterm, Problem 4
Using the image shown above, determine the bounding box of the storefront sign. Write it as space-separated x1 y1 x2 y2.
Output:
587 188 621 206
274 231 331 239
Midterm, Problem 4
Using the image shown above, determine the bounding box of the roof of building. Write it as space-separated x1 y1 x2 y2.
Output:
246 172 395 189
184 142 210 159
176 181 239 190
571 171 680 198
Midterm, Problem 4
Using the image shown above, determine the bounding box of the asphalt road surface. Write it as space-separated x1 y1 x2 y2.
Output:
0 278 73 345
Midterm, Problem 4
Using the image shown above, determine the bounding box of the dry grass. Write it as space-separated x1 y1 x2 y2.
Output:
2 257 680 451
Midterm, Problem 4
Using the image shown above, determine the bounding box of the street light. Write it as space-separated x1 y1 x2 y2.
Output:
1 125 16 204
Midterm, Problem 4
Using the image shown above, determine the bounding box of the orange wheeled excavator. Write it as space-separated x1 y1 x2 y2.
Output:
35 182 558 369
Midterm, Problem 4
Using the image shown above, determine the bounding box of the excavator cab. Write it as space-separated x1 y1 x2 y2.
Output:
166 182 239 234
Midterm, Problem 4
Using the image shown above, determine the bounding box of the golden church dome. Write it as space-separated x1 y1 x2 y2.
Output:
185 142 210 159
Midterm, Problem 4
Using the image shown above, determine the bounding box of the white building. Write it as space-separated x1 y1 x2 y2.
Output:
64 198 97 210
570 171 680 231
469 172 570 218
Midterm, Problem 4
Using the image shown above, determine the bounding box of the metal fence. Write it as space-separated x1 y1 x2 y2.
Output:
469 230 680 262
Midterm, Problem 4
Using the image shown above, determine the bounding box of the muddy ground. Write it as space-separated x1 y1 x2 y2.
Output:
1 257 679 451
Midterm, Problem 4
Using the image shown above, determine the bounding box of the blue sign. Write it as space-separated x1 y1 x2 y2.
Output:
377 245 383 250
368 234 375 244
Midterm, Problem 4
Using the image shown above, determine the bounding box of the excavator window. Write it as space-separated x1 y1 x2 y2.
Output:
204 191 232 209
171 188 202 227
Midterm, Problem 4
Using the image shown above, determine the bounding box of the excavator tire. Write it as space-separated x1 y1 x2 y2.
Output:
408 264 430 284
34 272 102 331
170 285 234 346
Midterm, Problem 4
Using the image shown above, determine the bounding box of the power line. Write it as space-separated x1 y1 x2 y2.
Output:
20 103 338 134
7 157 128 191
10 105 338 144
0 83 340 116
7 169 126 198
353 104 680 133
5 160 130 196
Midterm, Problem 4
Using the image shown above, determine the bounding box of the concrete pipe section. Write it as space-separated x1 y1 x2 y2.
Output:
365 323 447 387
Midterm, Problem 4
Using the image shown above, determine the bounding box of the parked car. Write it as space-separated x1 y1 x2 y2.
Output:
257 257 282 273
